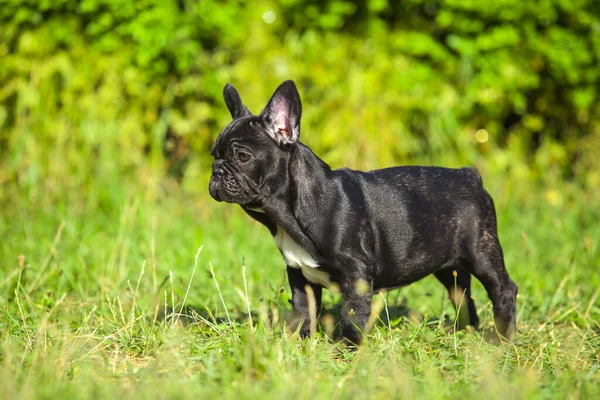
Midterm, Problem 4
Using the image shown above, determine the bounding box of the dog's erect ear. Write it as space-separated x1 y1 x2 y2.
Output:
223 84 251 119
259 80 302 146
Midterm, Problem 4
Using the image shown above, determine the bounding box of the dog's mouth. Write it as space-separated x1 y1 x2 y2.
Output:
209 174 251 205
208 183 222 202
208 175 225 202
209 161 264 205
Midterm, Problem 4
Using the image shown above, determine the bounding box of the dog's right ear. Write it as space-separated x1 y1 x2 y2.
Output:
223 84 252 119
259 80 302 147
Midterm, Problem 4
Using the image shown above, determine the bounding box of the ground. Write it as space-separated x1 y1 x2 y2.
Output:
1 178 598 399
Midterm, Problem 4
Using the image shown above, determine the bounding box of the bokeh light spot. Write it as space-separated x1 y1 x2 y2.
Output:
262 11 276 24
475 129 489 143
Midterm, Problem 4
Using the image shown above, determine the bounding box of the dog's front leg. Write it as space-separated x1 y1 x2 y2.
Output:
287 266 322 338
340 276 373 346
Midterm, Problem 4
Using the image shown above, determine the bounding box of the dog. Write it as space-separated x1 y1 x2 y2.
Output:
209 80 517 345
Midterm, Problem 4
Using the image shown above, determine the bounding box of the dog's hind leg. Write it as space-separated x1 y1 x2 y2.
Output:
466 197 518 340
434 266 479 330
468 241 517 340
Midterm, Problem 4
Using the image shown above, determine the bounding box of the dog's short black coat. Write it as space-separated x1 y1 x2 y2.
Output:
209 80 518 344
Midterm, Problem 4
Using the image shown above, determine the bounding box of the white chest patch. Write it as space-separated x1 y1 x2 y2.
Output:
274 227 330 287
274 227 318 268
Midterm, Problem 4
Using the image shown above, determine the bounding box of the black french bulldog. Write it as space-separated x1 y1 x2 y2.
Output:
209 80 517 345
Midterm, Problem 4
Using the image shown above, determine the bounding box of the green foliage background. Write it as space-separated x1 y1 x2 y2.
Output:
1 1 600 399
1 0 599 199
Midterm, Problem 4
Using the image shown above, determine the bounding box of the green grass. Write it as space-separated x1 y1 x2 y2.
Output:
1 175 599 399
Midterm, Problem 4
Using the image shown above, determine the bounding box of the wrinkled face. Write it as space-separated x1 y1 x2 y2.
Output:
209 117 281 206
209 80 303 207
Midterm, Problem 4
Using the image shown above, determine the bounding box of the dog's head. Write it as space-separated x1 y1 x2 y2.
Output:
209 80 302 206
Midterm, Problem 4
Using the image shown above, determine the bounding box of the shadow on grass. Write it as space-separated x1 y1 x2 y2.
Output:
158 301 509 344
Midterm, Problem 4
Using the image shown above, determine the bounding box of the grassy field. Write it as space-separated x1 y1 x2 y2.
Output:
2 0 600 397
1 168 599 399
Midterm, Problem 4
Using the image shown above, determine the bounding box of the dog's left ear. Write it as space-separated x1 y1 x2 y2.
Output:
223 83 252 119
259 80 302 146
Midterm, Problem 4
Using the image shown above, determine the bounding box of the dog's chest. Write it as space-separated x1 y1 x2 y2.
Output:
274 227 330 287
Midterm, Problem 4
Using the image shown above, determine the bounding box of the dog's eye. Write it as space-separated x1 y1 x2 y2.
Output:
237 152 251 162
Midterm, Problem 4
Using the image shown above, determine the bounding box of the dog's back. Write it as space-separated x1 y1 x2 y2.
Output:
330 165 497 289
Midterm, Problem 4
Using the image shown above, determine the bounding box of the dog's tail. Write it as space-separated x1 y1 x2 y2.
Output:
463 166 484 186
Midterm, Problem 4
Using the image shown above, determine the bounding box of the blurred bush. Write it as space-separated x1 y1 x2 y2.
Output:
0 0 598 205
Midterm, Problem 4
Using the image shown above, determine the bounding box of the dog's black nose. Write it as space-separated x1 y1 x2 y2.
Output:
212 163 225 178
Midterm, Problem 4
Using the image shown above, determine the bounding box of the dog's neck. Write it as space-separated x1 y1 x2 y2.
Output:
243 142 332 260
241 143 330 260
289 142 332 202
287 143 336 240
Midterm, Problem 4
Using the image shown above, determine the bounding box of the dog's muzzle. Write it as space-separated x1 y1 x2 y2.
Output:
209 162 226 201
208 177 222 201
